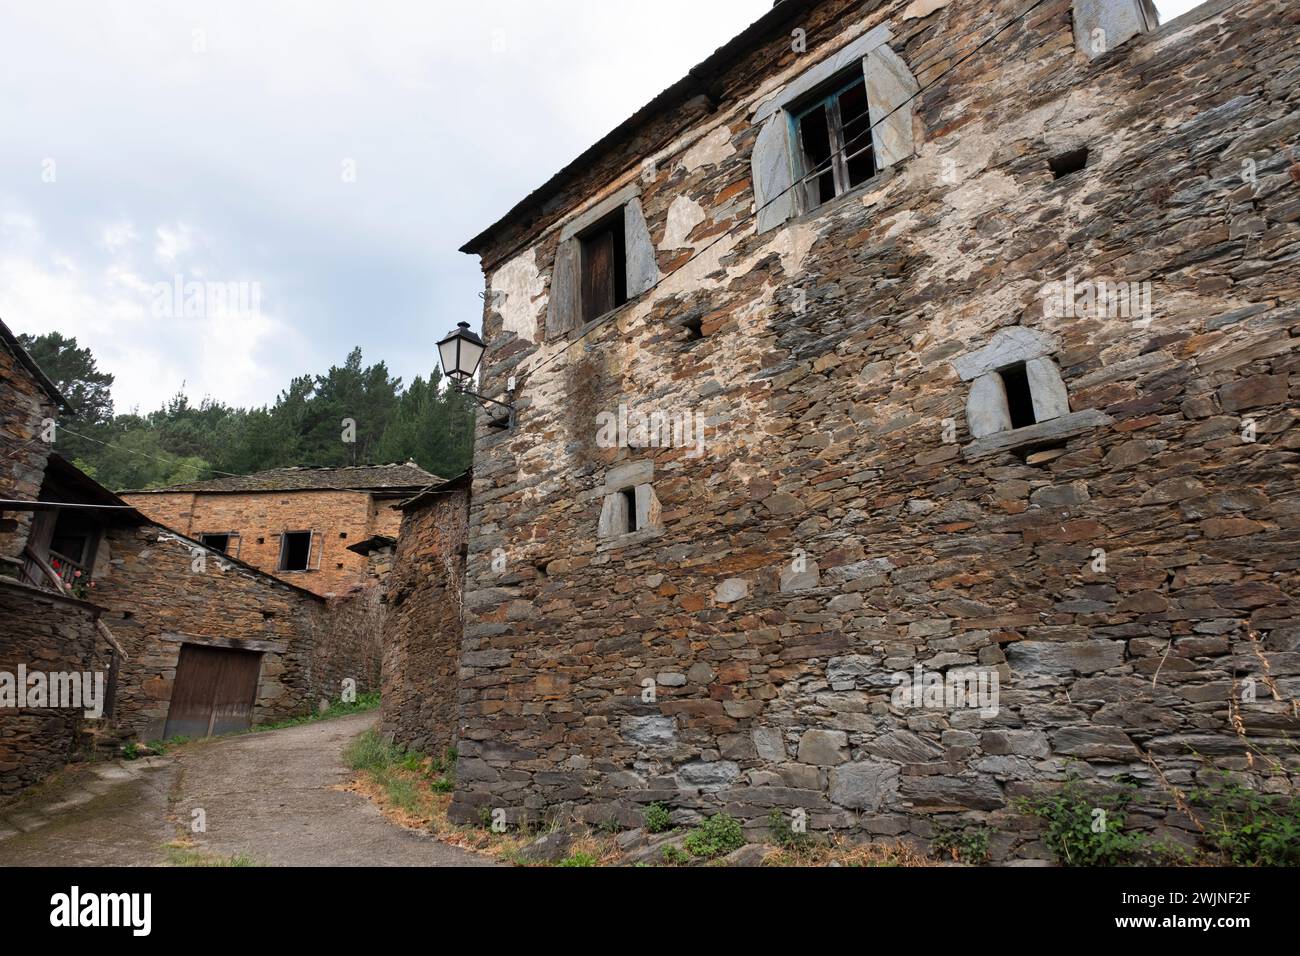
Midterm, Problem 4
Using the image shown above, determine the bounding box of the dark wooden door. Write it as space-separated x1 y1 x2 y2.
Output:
164 645 262 739
581 229 617 323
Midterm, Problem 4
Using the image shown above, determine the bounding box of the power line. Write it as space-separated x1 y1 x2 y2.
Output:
514 0 1052 390
57 426 248 481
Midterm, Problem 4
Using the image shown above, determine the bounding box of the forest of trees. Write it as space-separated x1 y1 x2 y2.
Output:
18 332 477 492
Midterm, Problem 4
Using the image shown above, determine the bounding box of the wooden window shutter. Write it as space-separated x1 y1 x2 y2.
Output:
546 239 581 338
863 44 920 171
1072 0 1158 59
752 113 798 235
581 229 617 324
624 197 659 298
309 531 324 571
228 532 242 559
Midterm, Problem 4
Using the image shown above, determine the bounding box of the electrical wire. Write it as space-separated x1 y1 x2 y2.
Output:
57 426 256 481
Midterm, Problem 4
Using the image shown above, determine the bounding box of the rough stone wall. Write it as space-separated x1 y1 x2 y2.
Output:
91 524 330 740
452 0 1300 858
123 490 404 597
0 339 57 561
313 588 384 707
0 581 104 800
380 490 468 757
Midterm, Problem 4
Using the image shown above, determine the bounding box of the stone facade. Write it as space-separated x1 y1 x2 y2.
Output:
450 0 1300 856
0 581 105 800
379 481 469 756
0 323 61 564
89 524 343 741
123 465 436 597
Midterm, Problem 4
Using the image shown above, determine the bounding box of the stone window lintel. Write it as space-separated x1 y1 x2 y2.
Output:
962 408 1114 461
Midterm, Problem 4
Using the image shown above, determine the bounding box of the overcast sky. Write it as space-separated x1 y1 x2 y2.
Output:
1 0 1206 413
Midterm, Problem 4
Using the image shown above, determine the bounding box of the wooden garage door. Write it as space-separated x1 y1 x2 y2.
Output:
164 645 263 739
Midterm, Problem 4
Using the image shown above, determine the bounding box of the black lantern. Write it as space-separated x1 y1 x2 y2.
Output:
437 323 515 429
437 322 486 391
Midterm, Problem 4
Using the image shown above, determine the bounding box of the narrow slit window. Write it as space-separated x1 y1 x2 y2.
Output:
579 208 628 324
1000 363 1038 430
793 75 877 211
279 531 313 572
621 488 639 534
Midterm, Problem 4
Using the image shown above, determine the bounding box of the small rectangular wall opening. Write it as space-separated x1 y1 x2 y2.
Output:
279 531 312 572
200 533 230 554
1049 147 1089 179
621 488 639 534
1000 363 1038 430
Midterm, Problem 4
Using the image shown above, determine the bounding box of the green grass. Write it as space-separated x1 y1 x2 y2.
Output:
250 692 381 734
344 729 451 813
164 846 256 867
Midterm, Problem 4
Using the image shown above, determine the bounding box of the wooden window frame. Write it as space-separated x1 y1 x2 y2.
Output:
789 74 876 211
577 207 629 325
278 530 315 573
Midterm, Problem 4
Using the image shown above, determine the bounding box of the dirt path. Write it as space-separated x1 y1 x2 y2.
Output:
0 713 493 867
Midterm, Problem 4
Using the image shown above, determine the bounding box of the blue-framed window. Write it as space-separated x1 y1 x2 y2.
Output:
789 74 876 210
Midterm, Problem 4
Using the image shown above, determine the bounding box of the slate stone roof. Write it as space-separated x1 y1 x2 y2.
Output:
125 462 442 495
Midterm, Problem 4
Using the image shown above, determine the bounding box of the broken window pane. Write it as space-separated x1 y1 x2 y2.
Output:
794 75 877 211
797 104 836 207
837 79 876 188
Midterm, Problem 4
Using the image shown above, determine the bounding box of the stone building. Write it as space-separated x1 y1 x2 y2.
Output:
0 319 103 798
123 463 440 597
1 326 376 798
378 474 470 757
449 0 1299 857
0 319 66 566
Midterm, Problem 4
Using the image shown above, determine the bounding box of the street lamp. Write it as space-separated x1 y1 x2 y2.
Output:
436 322 515 429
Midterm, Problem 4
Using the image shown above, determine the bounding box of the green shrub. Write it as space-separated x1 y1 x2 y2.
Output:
767 809 807 849
683 812 745 859
558 852 598 867
1017 776 1145 867
1191 775 1300 867
932 824 992 864
644 802 672 834
661 845 690 866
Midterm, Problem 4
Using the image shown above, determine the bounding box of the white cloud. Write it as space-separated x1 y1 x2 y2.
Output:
100 221 138 253
154 223 195 264
0 0 774 411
